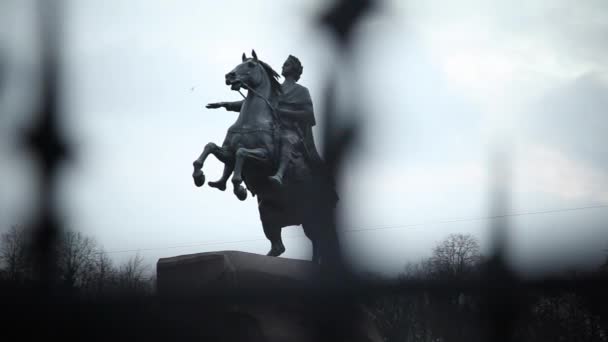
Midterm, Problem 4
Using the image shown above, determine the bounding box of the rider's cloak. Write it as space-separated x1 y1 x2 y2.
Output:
278 83 338 205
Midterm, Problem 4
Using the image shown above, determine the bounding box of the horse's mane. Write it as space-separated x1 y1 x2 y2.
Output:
257 59 282 97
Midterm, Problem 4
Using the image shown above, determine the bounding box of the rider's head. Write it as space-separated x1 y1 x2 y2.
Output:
282 55 303 81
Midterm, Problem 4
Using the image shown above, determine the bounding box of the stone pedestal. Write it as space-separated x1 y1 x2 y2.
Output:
156 251 381 342
157 250 319 294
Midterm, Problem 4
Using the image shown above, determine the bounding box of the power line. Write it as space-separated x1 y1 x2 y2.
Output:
102 204 608 255
99 237 270 255
345 204 608 233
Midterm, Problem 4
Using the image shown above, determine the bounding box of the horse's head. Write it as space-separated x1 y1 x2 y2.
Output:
225 50 281 95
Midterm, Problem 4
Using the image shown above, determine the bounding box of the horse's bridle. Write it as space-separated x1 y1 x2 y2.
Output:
237 80 279 124
227 75 281 140
233 69 312 164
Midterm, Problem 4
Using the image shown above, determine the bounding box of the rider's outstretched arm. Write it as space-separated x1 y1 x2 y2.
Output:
224 100 244 112
207 100 244 112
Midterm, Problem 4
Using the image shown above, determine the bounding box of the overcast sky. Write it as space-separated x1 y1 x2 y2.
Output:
1 0 607 276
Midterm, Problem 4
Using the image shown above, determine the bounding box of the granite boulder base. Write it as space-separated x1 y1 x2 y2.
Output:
156 251 381 342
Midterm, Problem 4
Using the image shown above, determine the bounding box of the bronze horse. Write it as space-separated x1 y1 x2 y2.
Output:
192 51 339 264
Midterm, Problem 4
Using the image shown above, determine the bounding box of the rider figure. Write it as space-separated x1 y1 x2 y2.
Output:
206 55 316 188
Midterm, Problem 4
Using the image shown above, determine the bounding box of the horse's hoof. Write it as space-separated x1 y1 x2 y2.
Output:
234 185 247 201
208 181 226 191
266 245 286 257
193 170 205 187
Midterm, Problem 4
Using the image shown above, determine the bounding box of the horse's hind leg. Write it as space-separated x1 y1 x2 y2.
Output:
303 213 342 267
302 223 320 264
232 147 267 201
263 222 286 257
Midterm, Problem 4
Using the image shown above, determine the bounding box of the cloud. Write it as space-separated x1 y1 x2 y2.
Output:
395 0 608 113
523 72 608 168
514 144 608 203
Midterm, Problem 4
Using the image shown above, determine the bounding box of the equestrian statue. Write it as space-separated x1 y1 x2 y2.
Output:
192 50 339 264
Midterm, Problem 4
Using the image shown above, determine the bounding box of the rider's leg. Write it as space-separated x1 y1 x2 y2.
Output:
269 139 293 186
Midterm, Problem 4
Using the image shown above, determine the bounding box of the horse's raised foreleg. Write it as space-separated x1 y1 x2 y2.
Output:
207 163 233 191
232 147 268 201
206 145 234 191
192 142 232 188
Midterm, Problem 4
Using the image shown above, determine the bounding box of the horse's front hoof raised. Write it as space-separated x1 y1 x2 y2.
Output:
234 185 248 201
193 169 205 187
208 180 227 191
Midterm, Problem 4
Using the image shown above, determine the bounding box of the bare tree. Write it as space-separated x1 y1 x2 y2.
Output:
117 253 149 293
0 225 31 281
430 233 481 279
57 230 97 289
1 226 154 296
401 259 435 281
89 250 115 295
